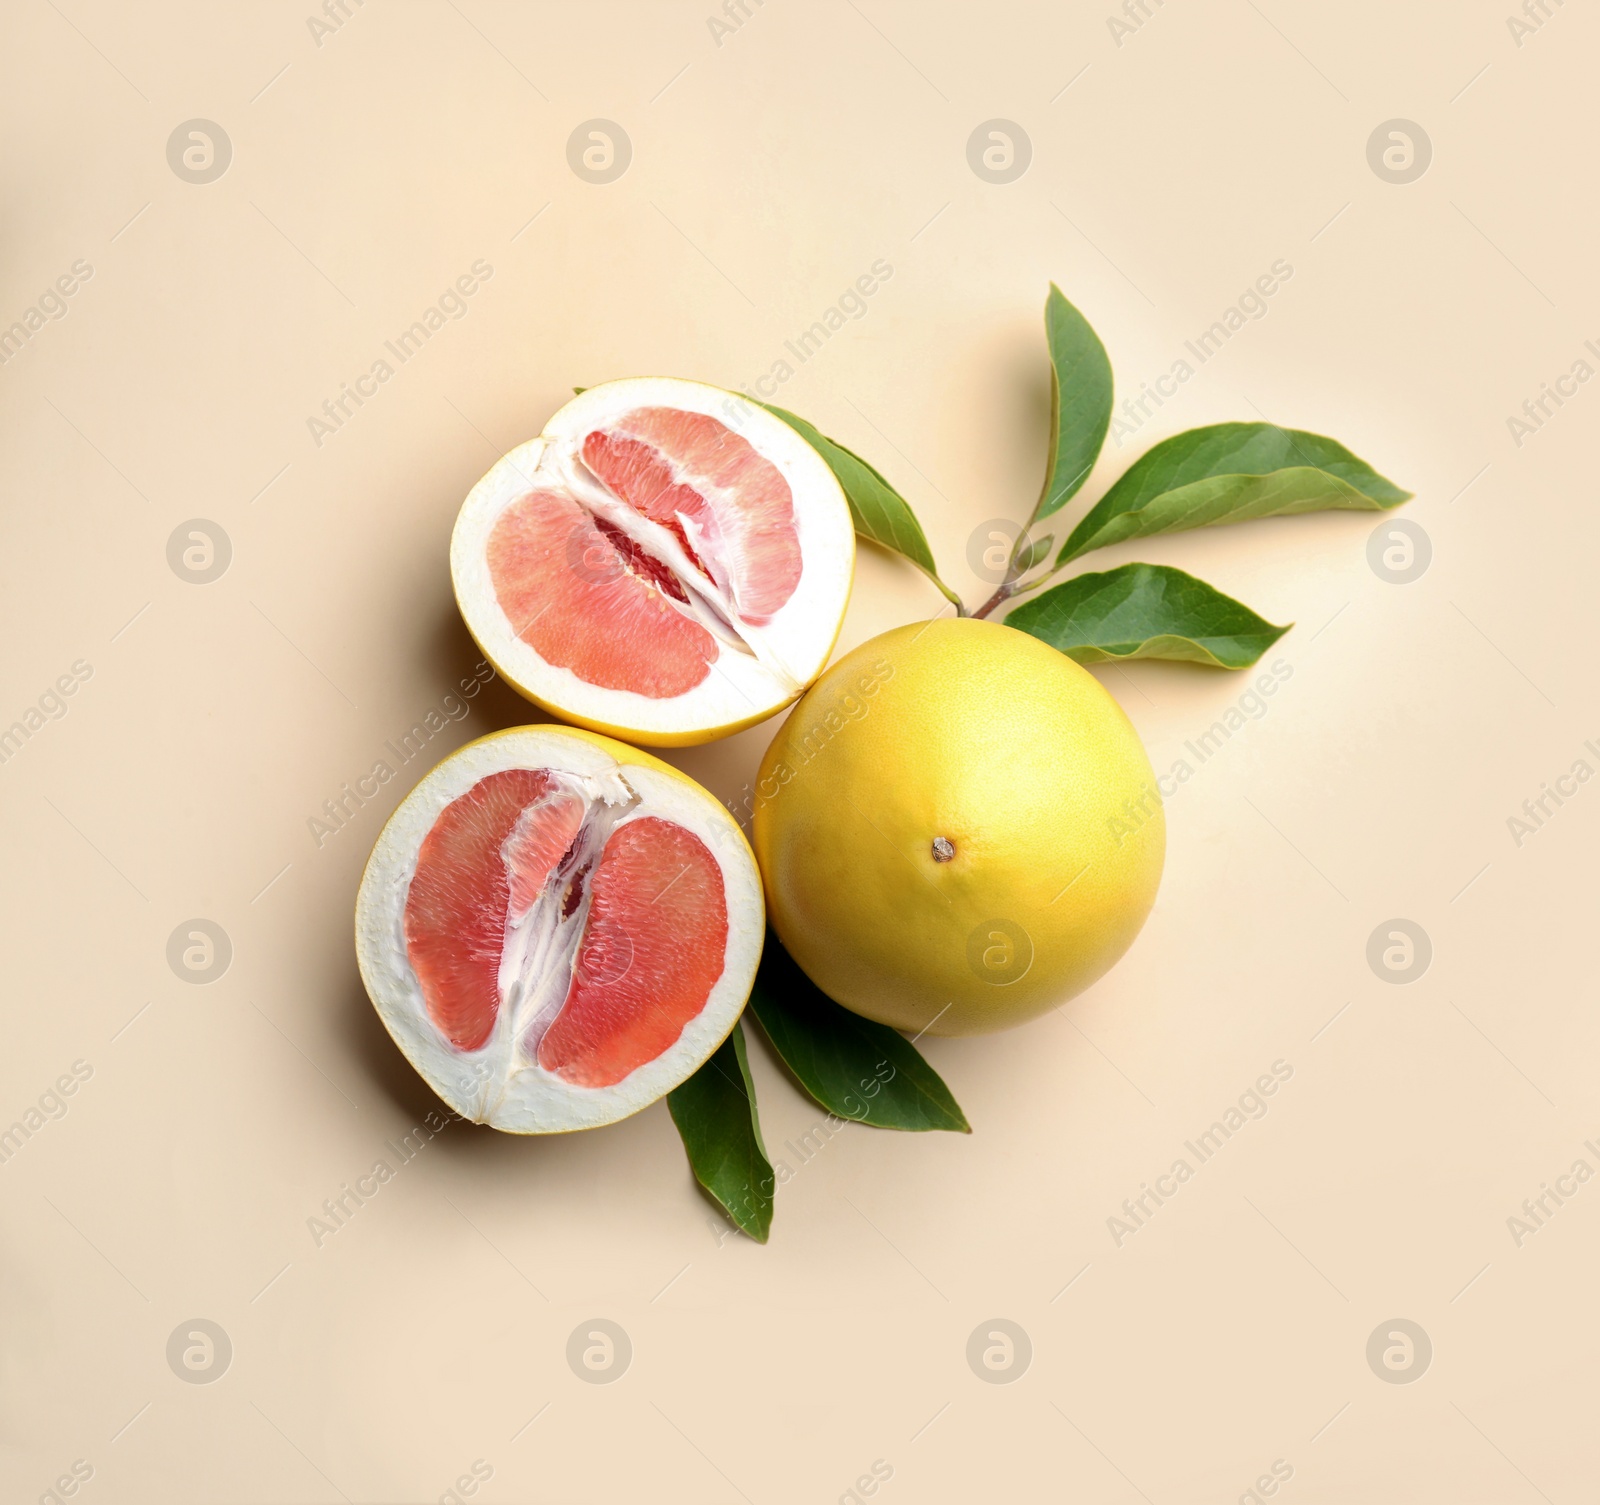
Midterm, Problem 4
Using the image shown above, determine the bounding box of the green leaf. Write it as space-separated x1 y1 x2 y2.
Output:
1034 284 1114 523
667 1020 773 1242
1006 562 1291 669
746 933 970 1133
759 402 965 612
1058 422 1411 564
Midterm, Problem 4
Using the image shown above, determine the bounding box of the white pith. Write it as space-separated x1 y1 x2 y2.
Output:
355 727 763 1133
491 769 635 1086
450 377 855 743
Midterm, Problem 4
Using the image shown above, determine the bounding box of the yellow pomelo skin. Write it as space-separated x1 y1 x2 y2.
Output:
751 618 1165 1036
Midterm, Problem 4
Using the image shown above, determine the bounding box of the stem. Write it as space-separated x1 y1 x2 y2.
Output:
971 522 1053 621
973 561 1066 619
971 583 1013 621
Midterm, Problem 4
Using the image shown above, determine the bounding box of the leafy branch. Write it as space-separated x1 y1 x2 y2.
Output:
970 284 1113 619
772 283 1411 664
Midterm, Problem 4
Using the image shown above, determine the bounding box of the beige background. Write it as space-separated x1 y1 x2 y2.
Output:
2 0 1595 1499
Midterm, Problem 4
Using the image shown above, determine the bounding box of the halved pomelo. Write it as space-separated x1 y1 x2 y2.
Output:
451 378 855 746
355 725 763 1132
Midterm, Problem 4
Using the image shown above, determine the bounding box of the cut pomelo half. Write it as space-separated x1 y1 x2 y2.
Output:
451 378 855 746
355 725 763 1132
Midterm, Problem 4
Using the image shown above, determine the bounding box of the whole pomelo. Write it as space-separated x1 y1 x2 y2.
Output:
751 618 1164 1035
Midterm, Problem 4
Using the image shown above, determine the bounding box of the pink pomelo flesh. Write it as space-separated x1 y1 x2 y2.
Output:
402 767 550 1053
487 488 717 698
486 406 802 701
580 407 802 624
402 769 729 1088
537 817 728 1088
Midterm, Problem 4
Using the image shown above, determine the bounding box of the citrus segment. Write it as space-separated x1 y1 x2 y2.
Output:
537 817 729 1088
402 766 551 1052
503 783 588 921
486 488 715 699
580 406 802 623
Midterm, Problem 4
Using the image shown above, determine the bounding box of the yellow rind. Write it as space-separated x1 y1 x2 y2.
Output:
752 618 1165 1037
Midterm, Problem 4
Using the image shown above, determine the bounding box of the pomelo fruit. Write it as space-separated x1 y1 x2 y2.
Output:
751 618 1164 1036
451 378 855 747
355 725 762 1131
